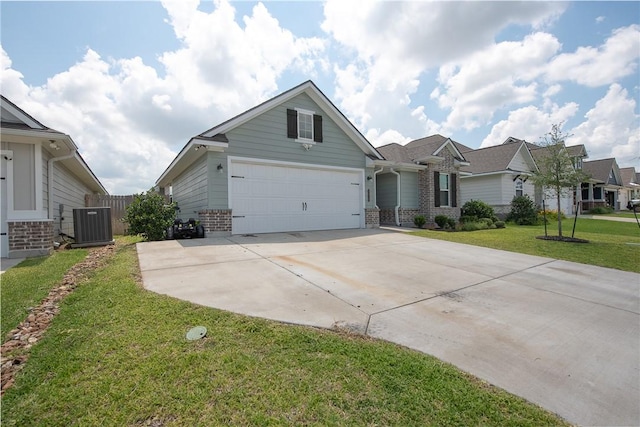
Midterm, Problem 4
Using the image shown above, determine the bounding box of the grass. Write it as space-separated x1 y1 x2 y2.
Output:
1 249 88 341
0 237 568 426
411 218 640 273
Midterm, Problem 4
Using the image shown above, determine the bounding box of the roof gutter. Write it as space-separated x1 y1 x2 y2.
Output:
373 167 384 209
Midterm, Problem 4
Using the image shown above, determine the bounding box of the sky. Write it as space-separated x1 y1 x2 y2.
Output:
1 0 639 195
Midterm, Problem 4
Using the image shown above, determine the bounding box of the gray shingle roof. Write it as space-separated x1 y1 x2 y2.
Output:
582 158 618 183
620 167 638 186
379 134 469 164
460 142 527 174
376 143 414 163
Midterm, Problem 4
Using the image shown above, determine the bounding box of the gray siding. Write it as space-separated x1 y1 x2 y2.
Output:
460 174 503 206
376 173 397 208
173 154 208 219
507 148 534 172
52 162 92 236
6 142 36 210
181 92 370 210
42 148 50 213
400 171 418 208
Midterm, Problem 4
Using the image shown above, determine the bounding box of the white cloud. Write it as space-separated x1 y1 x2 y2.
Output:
322 1 566 143
546 24 640 87
569 84 640 168
0 0 326 194
481 102 579 147
596 16 606 24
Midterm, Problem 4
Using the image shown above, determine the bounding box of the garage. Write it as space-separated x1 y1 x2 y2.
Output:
230 159 363 234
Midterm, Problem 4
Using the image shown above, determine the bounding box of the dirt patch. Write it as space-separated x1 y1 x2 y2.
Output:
1 244 116 396
535 236 589 243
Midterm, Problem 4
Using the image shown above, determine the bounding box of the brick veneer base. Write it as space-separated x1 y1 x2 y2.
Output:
7 220 54 258
365 208 380 228
198 209 232 234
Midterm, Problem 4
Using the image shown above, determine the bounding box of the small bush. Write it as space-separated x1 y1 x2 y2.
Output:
588 206 614 214
507 195 538 225
478 217 494 227
461 222 483 231
495 220 506 229
461 200 495 223
124 190 176 241
538 209 566 223
446 217 457 229
413 215 426 228
434 215 449 228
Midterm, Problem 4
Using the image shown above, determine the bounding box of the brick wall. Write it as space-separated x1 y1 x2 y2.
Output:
399 208 420 226
418 150 461 224
198 209 232 233
379 208 396 225
8 220 54 258
365 208 380 228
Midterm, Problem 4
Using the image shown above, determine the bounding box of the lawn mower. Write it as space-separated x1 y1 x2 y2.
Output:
166 218 205 239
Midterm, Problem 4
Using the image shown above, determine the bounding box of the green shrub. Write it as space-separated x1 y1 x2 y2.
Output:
588 206 614 214
495 220 506 229
446 217 457 229
507 195 538 225
124 190 176 241
434 215 449 228
413 215 426 228
460 200 495 223
461 222 483 231
478 217 494 227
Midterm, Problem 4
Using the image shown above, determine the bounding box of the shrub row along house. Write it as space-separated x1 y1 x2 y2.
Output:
1 96 107 259
158 81 637 235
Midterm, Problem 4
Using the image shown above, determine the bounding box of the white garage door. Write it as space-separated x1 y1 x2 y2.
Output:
230 160 363 235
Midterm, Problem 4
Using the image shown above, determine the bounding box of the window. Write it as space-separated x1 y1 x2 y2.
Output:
297 110 313 140
287 108 323 143
439 173 450 206
434 171 457 207
515 178 524 197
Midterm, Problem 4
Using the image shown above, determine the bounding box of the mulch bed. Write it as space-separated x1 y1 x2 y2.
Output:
0 244 116 396
535 235 589 243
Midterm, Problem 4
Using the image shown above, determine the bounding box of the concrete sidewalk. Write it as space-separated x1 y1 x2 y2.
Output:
137 229 640 426
579 214 640 223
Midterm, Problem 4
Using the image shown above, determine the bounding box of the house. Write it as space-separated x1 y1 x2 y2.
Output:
1 95 108 258
619 167 640 209
156 81 385 235
458 137 538 217
375 134 469 226
581 158 624 210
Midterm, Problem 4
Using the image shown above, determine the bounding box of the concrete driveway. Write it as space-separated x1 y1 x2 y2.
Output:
137 229 640 426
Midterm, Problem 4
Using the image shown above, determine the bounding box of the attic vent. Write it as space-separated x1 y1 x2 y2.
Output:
72 207 114 248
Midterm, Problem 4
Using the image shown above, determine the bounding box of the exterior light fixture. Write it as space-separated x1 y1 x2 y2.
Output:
194 144 206 151
217 163 224 173
366 175 373 181
49 140 60 150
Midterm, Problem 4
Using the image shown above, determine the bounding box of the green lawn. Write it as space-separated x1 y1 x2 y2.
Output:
1 238 567 426
1 249 88 341
410 218 640 273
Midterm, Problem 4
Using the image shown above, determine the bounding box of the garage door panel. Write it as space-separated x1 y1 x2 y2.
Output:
231 161 363 234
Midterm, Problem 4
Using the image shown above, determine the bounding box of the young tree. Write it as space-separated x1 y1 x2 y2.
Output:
530 124 589 237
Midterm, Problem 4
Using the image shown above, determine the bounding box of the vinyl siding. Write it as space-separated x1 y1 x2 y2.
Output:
376 172 397 209
173 154 208 219
42 148 50 213
507 147 534 172
188 92 368 210
460 174 503 206
52 161 93 236
400 171 418 208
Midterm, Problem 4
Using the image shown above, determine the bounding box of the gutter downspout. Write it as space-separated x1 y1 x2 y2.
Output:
390 168 401 226
48 150 77 233
373 167 384 209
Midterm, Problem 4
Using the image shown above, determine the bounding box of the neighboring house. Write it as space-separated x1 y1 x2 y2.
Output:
375 134 469 226
581 158 624 211
1 96 107 258
620 167 640 209
458 137 538 217
156 81 385 235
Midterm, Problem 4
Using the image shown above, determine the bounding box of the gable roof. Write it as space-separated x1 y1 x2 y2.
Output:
1 95 107 194
582 158 622 185
460 141 536 175
620 167 638 186
377 134 469 167
157 81 383 186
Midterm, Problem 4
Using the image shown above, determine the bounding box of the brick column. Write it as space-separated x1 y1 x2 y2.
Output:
365 208 380 228
198 209 232 235
8 220 54 258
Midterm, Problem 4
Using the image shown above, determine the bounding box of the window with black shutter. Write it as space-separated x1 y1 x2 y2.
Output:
286 108 323 143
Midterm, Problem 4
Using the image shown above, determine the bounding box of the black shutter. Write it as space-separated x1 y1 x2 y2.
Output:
313 114 323 142
434 171 441 207
287 109 297 139
451 173 457 207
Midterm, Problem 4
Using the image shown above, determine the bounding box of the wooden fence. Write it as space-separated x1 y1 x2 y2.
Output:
85 194 134 235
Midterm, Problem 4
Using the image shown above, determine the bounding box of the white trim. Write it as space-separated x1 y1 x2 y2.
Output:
1 102 45 129
433 138 466 161
1 150 14 224
295 107 315 142
227 156 365 228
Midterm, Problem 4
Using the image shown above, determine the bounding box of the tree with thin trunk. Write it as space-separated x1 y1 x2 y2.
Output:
530 124 589 237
